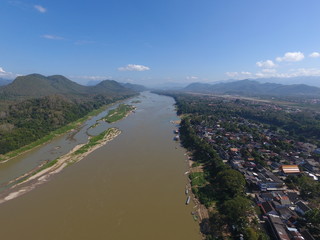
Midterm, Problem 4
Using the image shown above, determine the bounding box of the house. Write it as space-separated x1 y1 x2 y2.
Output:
286 227 304 240
277 208 295 221
304 159 320 173
278 196 291 207
271 162 281 170
256 169 285 191
260 192 274 201
267 214 290 240
286 192 300 204
260 201 277 215
295 201 311 215
281 165 300 175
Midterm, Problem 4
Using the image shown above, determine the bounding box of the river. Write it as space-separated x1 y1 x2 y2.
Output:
0 92 201 240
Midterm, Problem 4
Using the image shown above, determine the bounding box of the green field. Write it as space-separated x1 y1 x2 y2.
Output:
74 128 118 155
102 104 135 123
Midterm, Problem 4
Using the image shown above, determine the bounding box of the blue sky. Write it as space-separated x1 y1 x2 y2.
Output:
1 0 320 85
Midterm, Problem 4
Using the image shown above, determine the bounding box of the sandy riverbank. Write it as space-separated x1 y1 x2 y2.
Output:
0 128 121 204
185 153 210 224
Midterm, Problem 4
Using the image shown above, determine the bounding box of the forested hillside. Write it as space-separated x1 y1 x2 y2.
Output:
0 74 137 155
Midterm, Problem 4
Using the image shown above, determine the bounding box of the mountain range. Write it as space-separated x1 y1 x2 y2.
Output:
0 74 139 100
183 80 320 97
0 74 141 154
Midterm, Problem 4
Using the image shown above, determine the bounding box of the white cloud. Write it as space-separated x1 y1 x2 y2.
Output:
276 51 304 62
41 34 64 40
186 76 199 80
309 52 320 58
226 71 253 79
240 71 252 76
226 72 239 78
70 75 112 80
256 60 276 68
34 5 47 13
118 64 150 72
0 67 19 79
261 69 277 73
288 68 320 77
227 67 320 80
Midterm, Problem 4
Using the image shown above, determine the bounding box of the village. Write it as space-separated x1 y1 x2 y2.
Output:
192 110 320 240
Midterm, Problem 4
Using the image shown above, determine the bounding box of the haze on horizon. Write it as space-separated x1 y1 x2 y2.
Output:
1 0 320 87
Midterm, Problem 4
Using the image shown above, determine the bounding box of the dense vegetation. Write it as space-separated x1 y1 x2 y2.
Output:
0 94 133 155
0 74 137 156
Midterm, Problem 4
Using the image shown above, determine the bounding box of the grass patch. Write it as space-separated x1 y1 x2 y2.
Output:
89 122 100 129
36 159 58 174
192 162 202 167
189 172 206 187
102 104 135 123
74 128 116 155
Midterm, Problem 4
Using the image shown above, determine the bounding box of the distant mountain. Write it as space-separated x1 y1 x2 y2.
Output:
150 82 189 90
183 80 320 97
89 80 134 96
0 74 135 99
0 78 12 86
183 82 214 92
254 76 320 88
121 83 147 92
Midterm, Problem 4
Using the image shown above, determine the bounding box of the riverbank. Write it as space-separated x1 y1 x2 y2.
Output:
0 102 120 163
0 128 121 204
186 155 210 222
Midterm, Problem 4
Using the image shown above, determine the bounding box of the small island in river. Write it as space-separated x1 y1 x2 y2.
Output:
101 104 136 123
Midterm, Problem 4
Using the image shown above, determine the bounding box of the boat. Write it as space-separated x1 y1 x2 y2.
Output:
185 196 191 205
185 188 189 195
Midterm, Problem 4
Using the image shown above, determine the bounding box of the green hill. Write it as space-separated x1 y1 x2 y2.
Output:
0 74 137 155
88 80 134 96
121 83 147 92
0 74 136 99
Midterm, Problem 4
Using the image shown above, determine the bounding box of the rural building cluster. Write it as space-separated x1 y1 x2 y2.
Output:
193 107 320 240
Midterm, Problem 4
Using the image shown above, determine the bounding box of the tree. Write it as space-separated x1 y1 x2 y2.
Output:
220 196 252 229
215 169 246 200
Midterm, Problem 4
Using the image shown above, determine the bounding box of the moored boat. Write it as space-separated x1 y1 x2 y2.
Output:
185 196 190 205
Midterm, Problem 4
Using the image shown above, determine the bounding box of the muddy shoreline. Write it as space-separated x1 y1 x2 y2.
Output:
0 128 121 204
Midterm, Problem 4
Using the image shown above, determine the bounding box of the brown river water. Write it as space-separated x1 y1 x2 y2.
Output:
0 92 201 240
